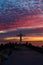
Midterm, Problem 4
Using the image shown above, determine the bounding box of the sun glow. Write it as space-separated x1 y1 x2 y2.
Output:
4 37 20 41
23 37 43 41
3 36 43 41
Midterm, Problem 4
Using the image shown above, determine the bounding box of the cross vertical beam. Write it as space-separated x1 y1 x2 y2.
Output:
20 33 22 44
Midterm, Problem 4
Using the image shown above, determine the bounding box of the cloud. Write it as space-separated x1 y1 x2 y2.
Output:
0 26 43 42
0 0 43 33
0 26 43 34
0 30 7 33
0 0 43 23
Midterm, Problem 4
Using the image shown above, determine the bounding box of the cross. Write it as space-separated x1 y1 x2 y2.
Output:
19 33 22 43
17 33 22 44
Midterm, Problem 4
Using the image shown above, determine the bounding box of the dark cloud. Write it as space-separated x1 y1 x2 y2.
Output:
0 0 43 23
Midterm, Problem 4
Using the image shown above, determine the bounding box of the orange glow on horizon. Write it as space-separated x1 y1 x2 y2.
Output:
4 37 20 41
23 37 43 41
3 36 43 42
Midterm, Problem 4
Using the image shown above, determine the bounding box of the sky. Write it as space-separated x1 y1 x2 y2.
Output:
0 0 43 45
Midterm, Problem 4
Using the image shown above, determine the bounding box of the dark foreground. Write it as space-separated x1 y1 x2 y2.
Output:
0 42 43 65
2 47 43 65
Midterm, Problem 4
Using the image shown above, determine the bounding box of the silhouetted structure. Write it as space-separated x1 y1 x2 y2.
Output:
0 42 43 65
17 33 23 44
20 33 22 43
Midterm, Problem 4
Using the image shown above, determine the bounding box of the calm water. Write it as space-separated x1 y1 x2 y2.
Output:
2 47 43 65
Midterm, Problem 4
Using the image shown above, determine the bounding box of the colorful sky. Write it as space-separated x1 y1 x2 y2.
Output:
0 0 43 45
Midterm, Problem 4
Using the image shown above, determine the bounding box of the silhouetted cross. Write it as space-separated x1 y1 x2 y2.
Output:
17 33 22 43
19 33 22 43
